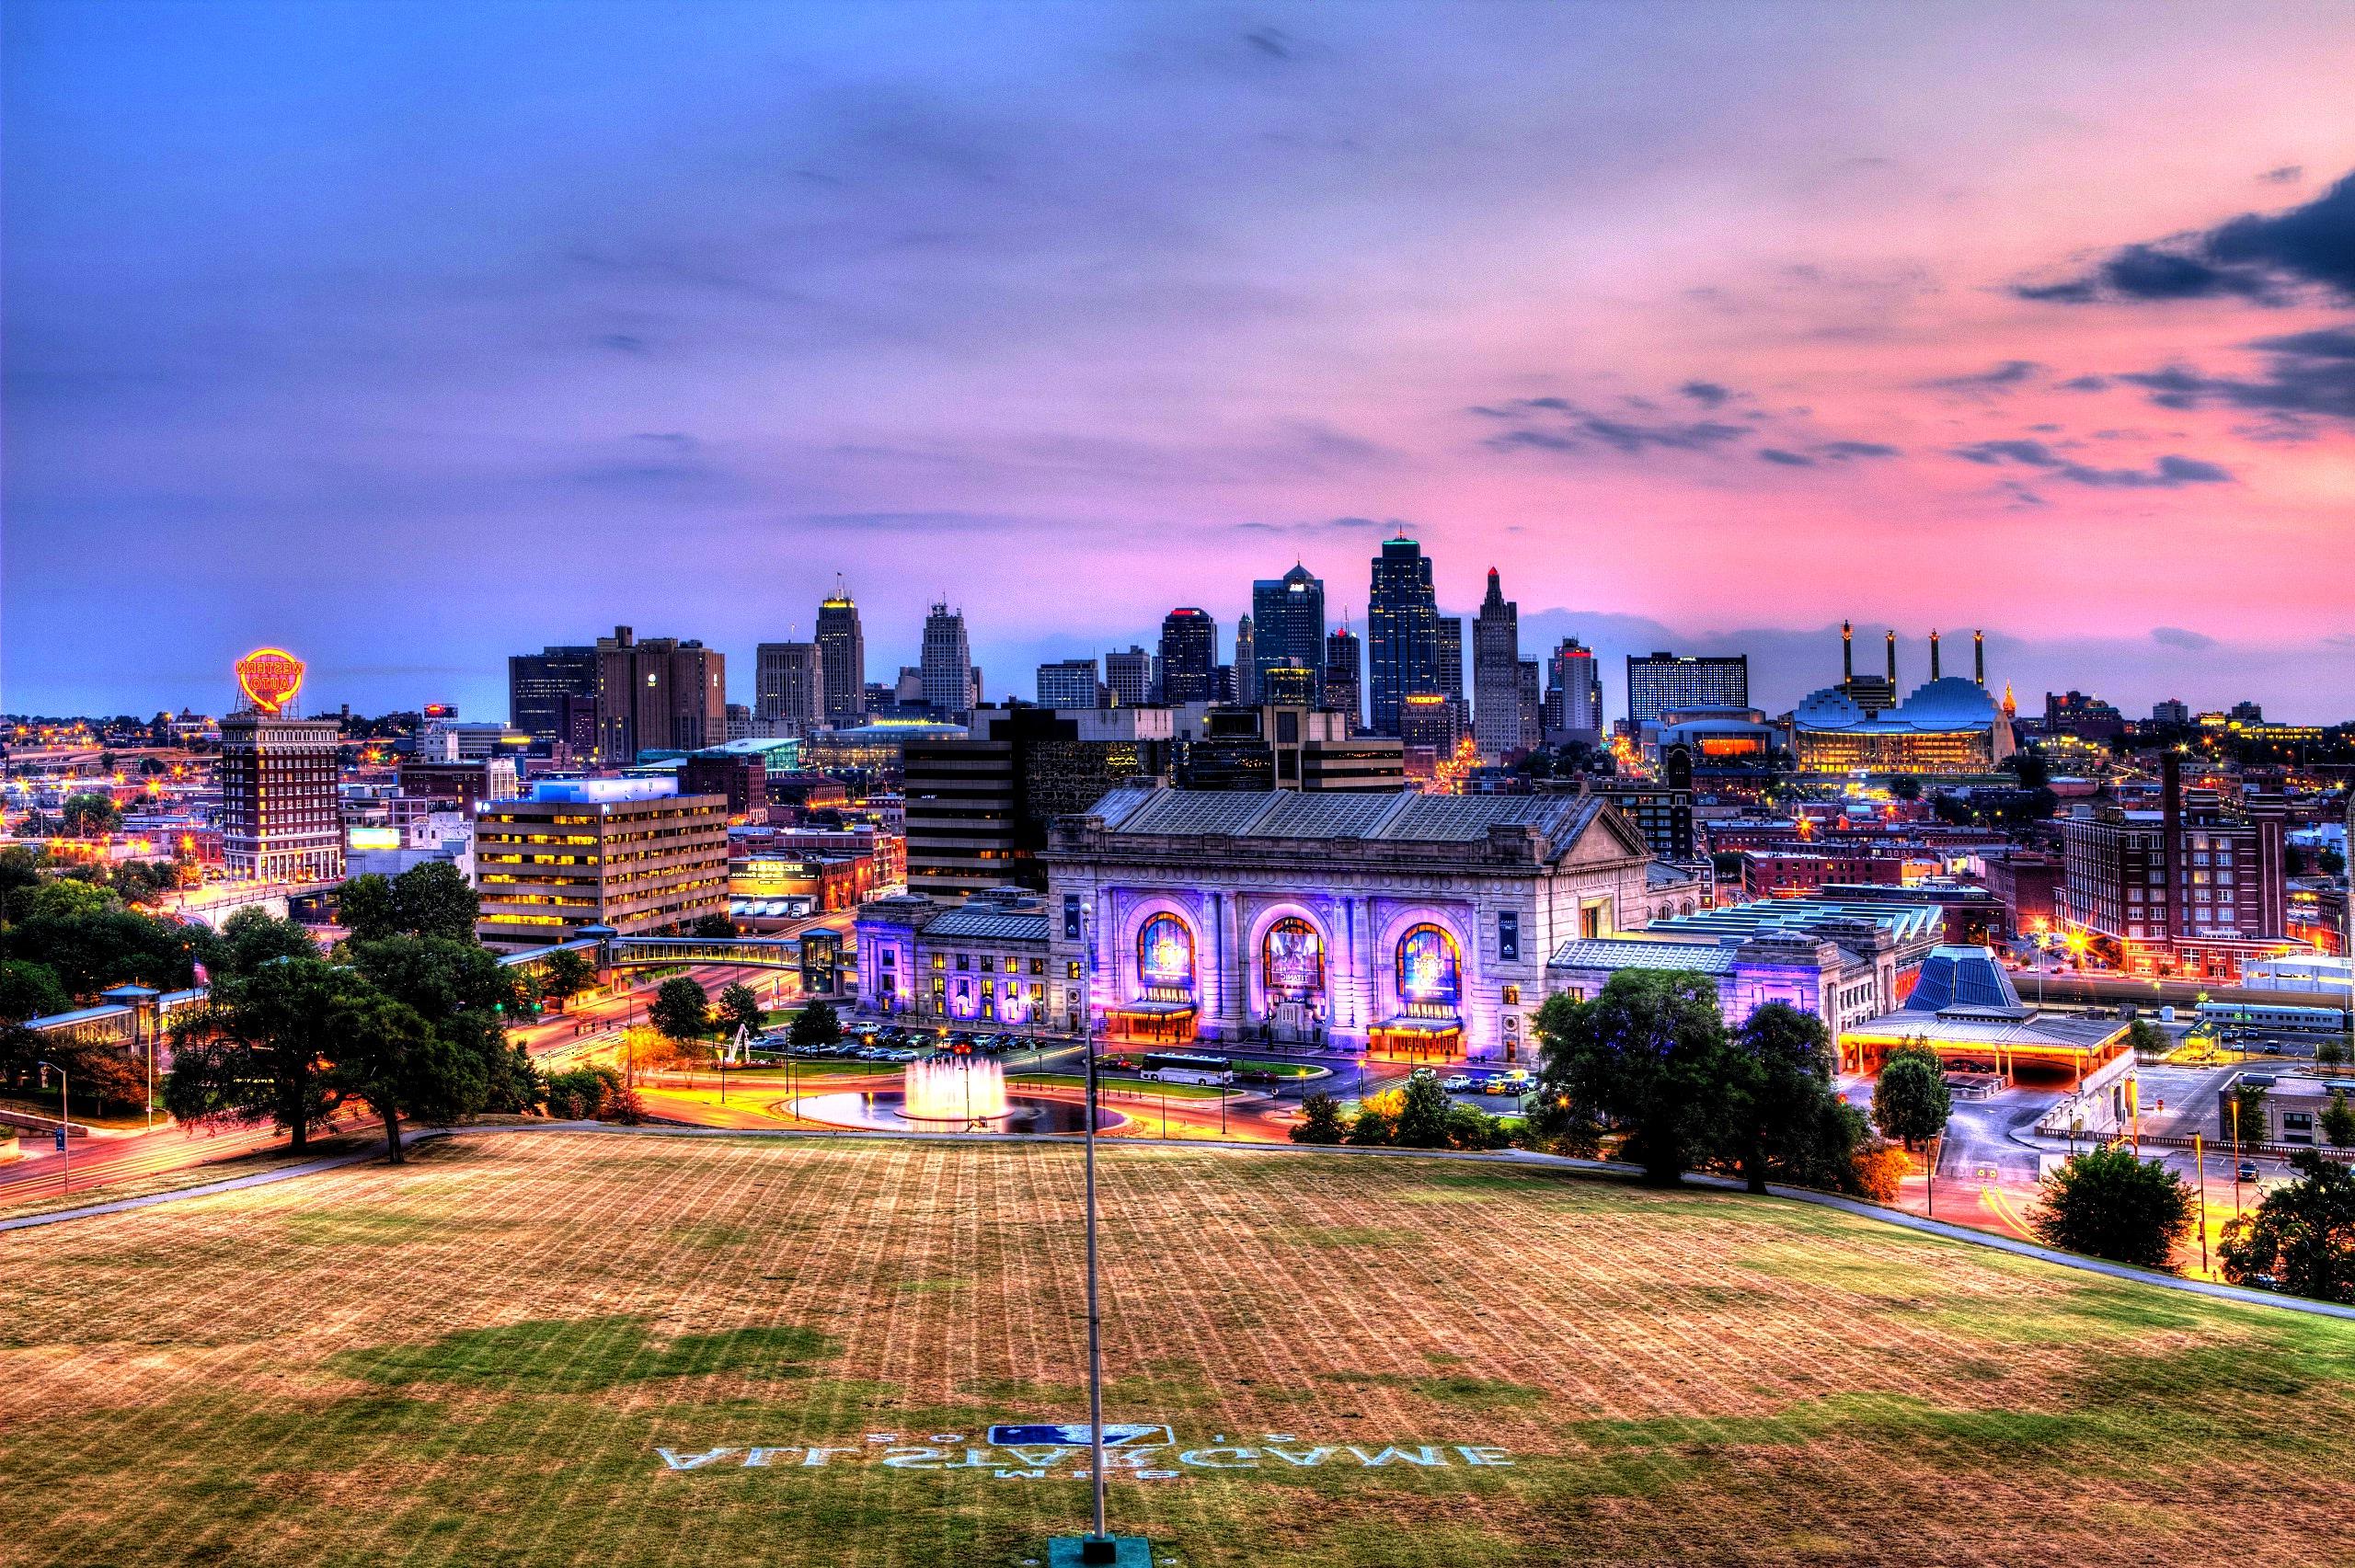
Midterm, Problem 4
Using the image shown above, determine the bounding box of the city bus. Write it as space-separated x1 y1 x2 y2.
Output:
1138 1051 1235 1086
2196 1001 2349 1036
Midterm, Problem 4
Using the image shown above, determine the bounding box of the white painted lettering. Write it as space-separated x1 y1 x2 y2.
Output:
1261 1447 1335 1467
881 1447 947 1469
800 1447 857 1467
741 1448 799 1467
1349 1447 1448 1467
655 1448 740 1471
1178 1448 1258 1469
1455 1447 1512 1467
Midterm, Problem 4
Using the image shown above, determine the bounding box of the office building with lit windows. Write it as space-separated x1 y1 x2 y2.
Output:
1626 651 1748 727
1040 785 1656 1060
473 778 728 948
1366 533 1440 735
1158 608 1218 704
220 710 345 884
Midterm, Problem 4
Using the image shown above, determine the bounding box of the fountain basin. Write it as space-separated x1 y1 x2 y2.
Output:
791 1089 1121 1135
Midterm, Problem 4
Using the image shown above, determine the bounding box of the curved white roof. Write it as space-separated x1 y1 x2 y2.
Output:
1794 676 2000 735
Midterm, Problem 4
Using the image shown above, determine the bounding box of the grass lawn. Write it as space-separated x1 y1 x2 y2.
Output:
2 1132 2351 1567
1231 1059 1324 1078
1015 1071 1233 1100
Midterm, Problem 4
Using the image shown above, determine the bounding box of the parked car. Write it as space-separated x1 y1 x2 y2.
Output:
2237 1162 2260 1183
1442 1074 1474 1092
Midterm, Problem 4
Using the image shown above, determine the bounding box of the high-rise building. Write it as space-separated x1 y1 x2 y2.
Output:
1365 533 1438 734
1233 615 1258 704
816 584 867 727
1260 660 1316 707
1036 658 1102 709
1471 567 1525 759
507 646 599 749
1322 624 1362 730
1252 564 1326 704
592 626 725 761
753 641 824 732
1517 659 1542 753
1104 646 1159 707
1626 651 1748 727
2153 698 2190 727
1544 637 1603 738
474 779 728 948
220 710 343 884
920 602 973 719
1159 608 1218 704
903 707 1172 895
1436 616 1465 703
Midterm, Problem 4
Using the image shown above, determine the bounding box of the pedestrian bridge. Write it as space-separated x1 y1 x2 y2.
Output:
494 931 826 977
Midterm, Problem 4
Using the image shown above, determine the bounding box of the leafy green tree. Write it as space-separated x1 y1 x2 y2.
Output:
0 959 70 1024
1289 1090 1346 1145
6 903 212 995
691 912 735 938
60 792 121 836
2030 1146 2194 1270
391 862 479 942
327 987 483 1164
2322 1090 2355 1150
2232 1083 2269 1147
787 1000 841 1050
1344 1101 1396 1146
338 874 401 944
218 907 316 976
1393 1073 1453 1149
539 948 596 1006
1871 1041 1951 1150
1888 775 1922 802
2122 1018 2167 1057
2219 1151 2355 1304
546 1065 624 1120
1531 971 1732 1184
650 976 710 1043
349 933 539 1113
0 846 44 921
717 982 766 1043
0 1023 147 1114
1443 1101 1507 1150
165 958 355 1150
1722 1003 1846 1194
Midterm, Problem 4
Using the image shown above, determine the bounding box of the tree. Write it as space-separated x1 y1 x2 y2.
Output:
717 982 766 1044
1848 1139 1911 1202
348 933 537 1114
0 959 70 1024
1290 1090 1346 1145
60 792 121 836
650 977 710 1043
1888 775 1922 802
165 958 354 1150
338 875 401 944
2122 1018 2167 1057
339 864 477 944
2232 1083 2269 1147
539 948 596 1006
218 907 316 976
787 1000 842 1051
1443 1101 1508 1150
691 912 735 938
1344 1099 1396 1146
327 987 483 1164
1722 1003 1845 1194
1871 1041 1951 1150
1530 971 1732 1184
2031 1145 2194 1270
546 1065 625 1120
2322 1091 2355 1150
1393 1073 1453 1149
2219 1151 2355 1304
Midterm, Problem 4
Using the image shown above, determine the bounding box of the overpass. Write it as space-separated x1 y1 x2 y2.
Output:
491 926 842 979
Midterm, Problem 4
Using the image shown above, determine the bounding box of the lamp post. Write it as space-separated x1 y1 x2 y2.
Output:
1080 900 1114 1558
2193 1132 2210 1276
38 1059 68 1196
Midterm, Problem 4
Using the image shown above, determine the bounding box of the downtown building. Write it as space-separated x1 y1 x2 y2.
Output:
1365 533 1440 735
816 585 867 727
507 645 599 751
1158 608 1218 704
474 778 728 948
592 625 726 761
1470 567 1529 760
920 602 978 720
220 708 344 884
1322 624 1362 730
1626 651 1748 727
753 641 824 733
1543 636 1603 743
1251 564 1326 706
1791 631 2013 774
1103 646 1159 707
1035 658 1103 709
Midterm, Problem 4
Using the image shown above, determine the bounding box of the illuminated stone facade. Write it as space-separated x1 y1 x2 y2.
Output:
1040 785 1657 1062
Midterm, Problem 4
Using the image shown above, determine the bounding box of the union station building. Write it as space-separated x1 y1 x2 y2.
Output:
1033 784 1672 1061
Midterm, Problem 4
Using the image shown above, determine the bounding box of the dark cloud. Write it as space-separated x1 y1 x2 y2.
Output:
2260 166 2303 184
1950 438 2233 488
1476 396 1750 456
1678 380 1734 406
2015 168 2355 304
1756 448 1814 466
2116 325 2355 422
1243 28 1294 60
1817 440 1901 460
1925 359 2043 393
2152 626 2218 650
2055 374 2110 392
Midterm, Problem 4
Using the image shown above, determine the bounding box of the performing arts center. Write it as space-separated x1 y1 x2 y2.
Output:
1034 784 1679 1062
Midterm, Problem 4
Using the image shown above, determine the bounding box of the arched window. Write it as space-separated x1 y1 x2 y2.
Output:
1396 923 1461 1011
1262 918 1325 999
1137 913 1195 992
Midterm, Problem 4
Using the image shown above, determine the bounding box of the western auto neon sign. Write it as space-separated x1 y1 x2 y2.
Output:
236 647 306 715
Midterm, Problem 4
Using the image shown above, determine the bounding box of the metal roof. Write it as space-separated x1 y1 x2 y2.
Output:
920 907 1052 944
1547 936 1739 975
1077 786 1611 847
1649 897 1946 946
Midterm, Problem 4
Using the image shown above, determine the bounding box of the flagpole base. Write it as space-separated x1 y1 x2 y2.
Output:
1048 1535 1150 1567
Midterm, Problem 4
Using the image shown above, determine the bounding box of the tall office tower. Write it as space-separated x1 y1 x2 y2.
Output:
753 641 824 731
1321 623 1362 730
593 625 727 761
816 582 867 727
1158 607 1218 704
1104 646 1159 706
1251 563 1327 703
1035 658 1101 709
1365 533 1439 734
903 706 1172 895
1233 615 1258 704
507 645 599 748
1435 617 1465 704
1544 637 1603 737
920 602 973 719
1626 651 1748 727
1259 660 1316 707
1517 659 1542 752
220 676 343 885
1471 567 1525 759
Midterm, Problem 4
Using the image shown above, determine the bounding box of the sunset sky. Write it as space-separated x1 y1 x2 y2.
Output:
6 1 2353 720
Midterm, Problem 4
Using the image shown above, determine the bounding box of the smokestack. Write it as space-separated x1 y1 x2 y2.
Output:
1973 630 1984 686
1885 629 1896 685
1842 620 1854 681
1930 630 1942 681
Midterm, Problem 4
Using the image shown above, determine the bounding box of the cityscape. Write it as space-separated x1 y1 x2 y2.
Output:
5 5 2354 1566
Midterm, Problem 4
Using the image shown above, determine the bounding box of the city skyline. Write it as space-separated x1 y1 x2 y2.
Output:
7 3 2355 716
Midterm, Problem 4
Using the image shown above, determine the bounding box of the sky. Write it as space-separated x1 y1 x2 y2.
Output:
6 0 2355 723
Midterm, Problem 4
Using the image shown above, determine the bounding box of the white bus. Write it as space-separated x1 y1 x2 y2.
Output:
1139 1051 1235 1086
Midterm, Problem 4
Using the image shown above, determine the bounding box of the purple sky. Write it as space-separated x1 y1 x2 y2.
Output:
6 2 2355 722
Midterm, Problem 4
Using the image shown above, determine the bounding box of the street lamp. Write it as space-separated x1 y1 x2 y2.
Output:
37 1059 68 1196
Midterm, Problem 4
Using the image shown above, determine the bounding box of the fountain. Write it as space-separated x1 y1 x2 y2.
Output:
902 1056 1010 1124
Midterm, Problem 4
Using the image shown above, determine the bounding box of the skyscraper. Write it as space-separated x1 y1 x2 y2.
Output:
1626 651 1748 727
816 583 867 727
1251 564 1326 704
1322 623 1362 731
1104 646 1159 706
1471 567 1525 758
753 641 824 731
1233 615 1258 704
507 645 599 748
1365 534 1438 735
1159 608 1218 704
920 602 973 719
1544 637 1603 738
1035 658 1101 709
1435 617 1464 702
594 626 727 761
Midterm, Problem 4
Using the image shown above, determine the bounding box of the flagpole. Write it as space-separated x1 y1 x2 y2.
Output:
1084 903 1108 1547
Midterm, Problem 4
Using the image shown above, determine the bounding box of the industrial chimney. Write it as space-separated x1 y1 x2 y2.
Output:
1930 630 1942 681
1973 630 1985 687
1842 620 1854 681
1885 629 1896 686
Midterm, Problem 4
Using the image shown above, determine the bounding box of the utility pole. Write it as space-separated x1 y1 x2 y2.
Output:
39 1060 68 1197
2193 1132 2210 1276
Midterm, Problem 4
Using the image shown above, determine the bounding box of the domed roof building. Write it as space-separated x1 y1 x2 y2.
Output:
1792 632 2015 774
